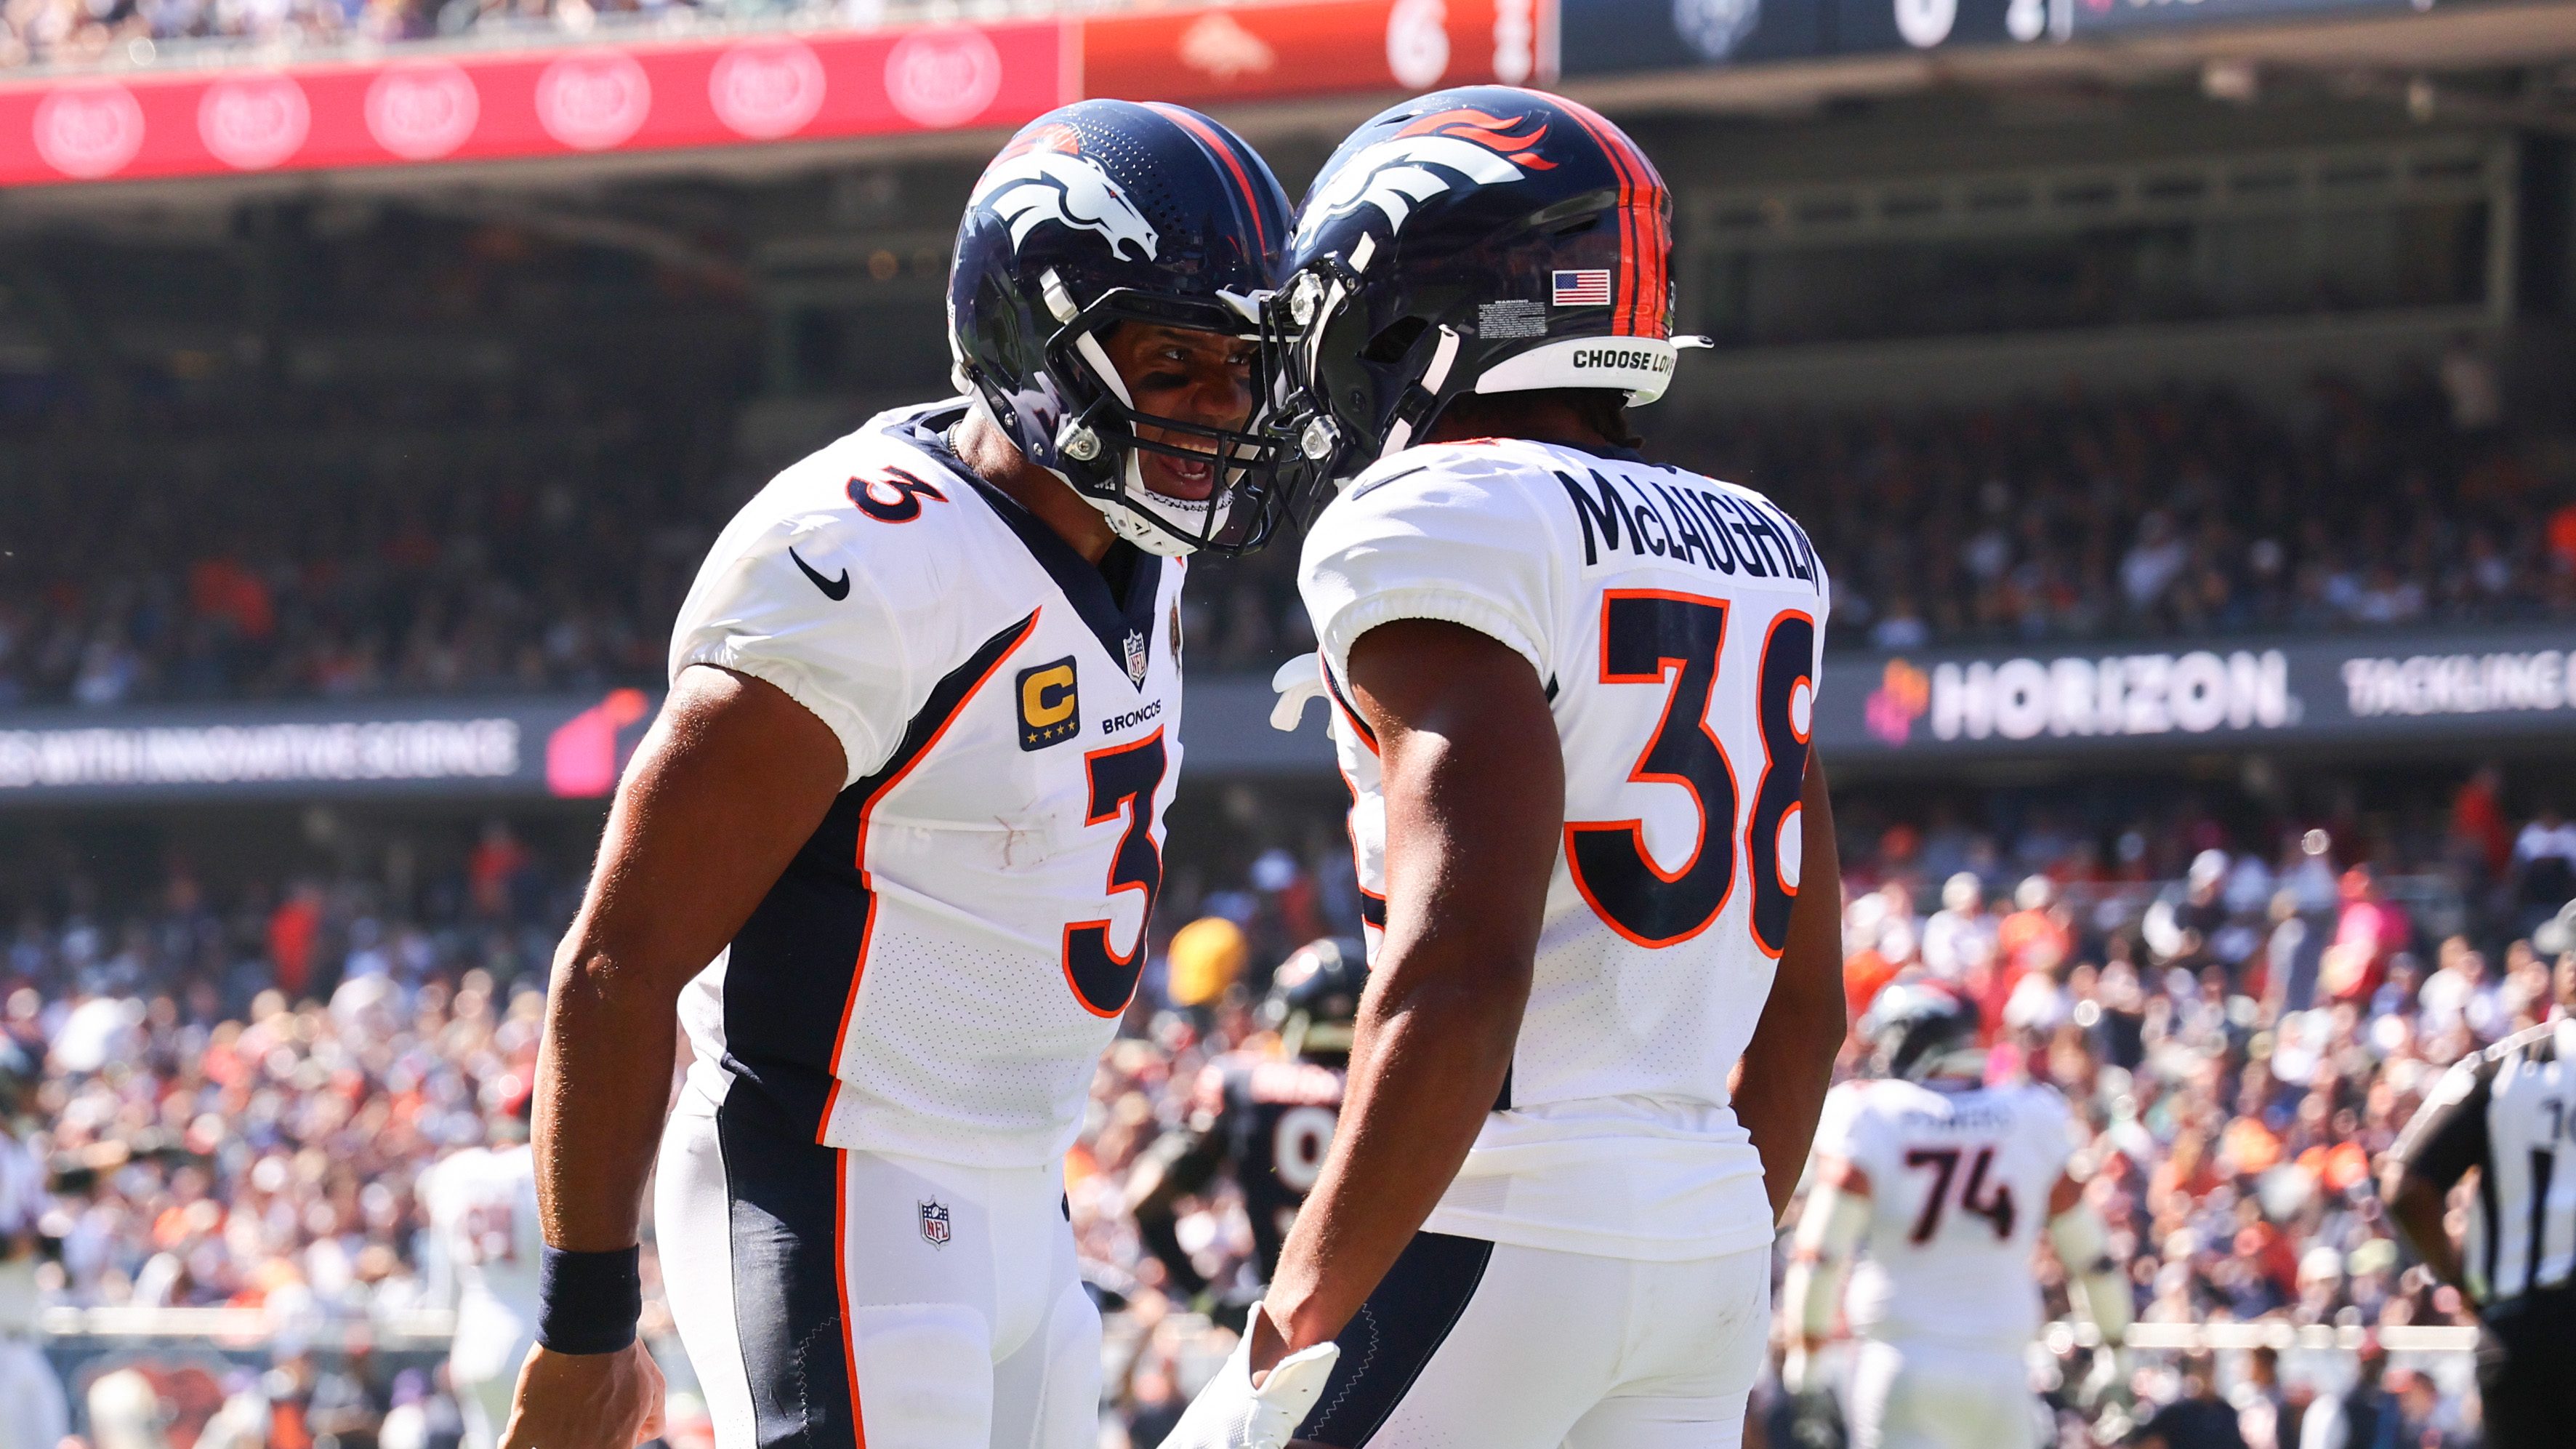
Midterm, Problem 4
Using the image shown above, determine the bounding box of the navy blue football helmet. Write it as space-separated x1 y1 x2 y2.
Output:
949 101 1297 556
1860 978 1985 1083
1263 87 1691 494
1260 936 1369 1059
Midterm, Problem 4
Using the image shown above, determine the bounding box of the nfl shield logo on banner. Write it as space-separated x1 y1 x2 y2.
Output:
919 1200 951 1247
1123 629 1149 686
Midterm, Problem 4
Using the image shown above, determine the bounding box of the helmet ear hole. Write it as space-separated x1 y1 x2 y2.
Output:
1361 316 1430 365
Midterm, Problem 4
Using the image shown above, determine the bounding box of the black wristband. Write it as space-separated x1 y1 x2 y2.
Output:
536 1245 641 1355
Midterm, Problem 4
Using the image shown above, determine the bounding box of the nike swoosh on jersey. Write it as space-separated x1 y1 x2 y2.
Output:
789 546 851 601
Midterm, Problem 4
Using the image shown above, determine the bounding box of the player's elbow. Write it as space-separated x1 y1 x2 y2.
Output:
548 937 690 1026
1370 952 1531 1064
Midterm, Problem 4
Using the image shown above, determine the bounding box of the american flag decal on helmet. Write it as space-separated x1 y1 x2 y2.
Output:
1552 270 1611 306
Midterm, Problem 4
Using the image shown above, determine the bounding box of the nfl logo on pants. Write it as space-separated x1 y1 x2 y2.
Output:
919 1200 951 1247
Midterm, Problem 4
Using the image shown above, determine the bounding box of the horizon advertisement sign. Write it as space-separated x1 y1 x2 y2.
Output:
1826 627 2576 766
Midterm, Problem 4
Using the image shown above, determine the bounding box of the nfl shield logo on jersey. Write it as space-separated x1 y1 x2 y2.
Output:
919 1200 951 1247
1123 628 1149 686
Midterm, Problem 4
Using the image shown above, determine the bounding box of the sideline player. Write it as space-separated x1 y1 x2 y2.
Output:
1128 938 1364 1305
0 1044 64 1449
424 1084 542 1449
1171 85 1850 1448
1781 982 2133 1449
501 100 1294 1449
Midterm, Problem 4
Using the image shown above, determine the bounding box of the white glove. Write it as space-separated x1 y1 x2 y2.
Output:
1163 1307 1341 1449
1270 654 1327 733
2077 1345 2134 1413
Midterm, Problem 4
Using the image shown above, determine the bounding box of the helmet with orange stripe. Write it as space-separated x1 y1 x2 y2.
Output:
1263 86 1689 491
950 100 1298 556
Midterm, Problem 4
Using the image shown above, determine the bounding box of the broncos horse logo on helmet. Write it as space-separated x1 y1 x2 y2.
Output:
1289 108 1555 249
1263 86 1699 494
950 101 1299 557
975 125 1162 262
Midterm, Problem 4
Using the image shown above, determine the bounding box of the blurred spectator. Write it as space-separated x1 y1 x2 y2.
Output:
2319 869 2406 1007
2511 806 2576 931
2138 1352 2250 1449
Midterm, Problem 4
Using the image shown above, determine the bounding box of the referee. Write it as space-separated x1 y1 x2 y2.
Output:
2382 950 2576 1447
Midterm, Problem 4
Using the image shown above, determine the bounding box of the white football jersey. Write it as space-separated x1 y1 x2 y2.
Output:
669 400 1183 1167
1813 1078 2075 1349
1298 437 1830 1261
0 1133 44 1332
422 1143 543 1378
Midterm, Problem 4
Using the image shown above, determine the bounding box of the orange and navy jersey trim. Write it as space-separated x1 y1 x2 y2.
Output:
706 607 1041 1147
813 609 1042 1140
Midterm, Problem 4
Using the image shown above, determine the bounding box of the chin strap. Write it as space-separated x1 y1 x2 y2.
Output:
2047 1200 2133 1348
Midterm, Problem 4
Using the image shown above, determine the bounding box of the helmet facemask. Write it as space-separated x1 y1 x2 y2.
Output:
1258 256 1455 505
1025 280 1296 558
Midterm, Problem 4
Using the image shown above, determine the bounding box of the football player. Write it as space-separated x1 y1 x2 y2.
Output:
0 1043 63 1449
1127 937 1364 1305
1170 86 1850 1449
424 1083 542 1449
1781 981 2133 1449
501 100 1293 1449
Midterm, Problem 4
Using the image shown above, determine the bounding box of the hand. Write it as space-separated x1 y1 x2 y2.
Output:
2076 1345 2133 1413
1779 1343 1814 1396
500 1341 666 1449
1161 1305 1340 1449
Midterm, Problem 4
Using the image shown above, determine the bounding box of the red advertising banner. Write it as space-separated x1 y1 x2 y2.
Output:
0 21 1064 187
1079 0 1550 107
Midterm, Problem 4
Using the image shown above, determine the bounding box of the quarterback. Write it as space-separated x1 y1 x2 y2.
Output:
1172 87 1848 1449
1783 982 2133 1449
502 100 1293 1449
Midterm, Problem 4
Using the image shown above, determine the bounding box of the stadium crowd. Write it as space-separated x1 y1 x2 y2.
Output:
1 766 2567 1445
6 369 2565 710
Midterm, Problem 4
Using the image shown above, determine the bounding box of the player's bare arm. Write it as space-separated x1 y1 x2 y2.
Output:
1252 617 1565 1376
504 665 845 1449
1783 1155 1870 1362
2383 1157 2468 1289
1731 755 1846 1224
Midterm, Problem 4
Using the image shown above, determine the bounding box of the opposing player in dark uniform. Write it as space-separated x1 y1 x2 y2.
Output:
1129 938 1365 1304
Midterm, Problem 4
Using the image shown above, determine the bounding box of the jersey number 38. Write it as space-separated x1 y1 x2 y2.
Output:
1564 591 1815 955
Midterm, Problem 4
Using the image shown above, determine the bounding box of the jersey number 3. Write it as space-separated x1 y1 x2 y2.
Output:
1064 730 1167 1017
1566 591 1814 952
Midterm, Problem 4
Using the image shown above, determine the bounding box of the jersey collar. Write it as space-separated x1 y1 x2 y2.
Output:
893 402 1167 688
